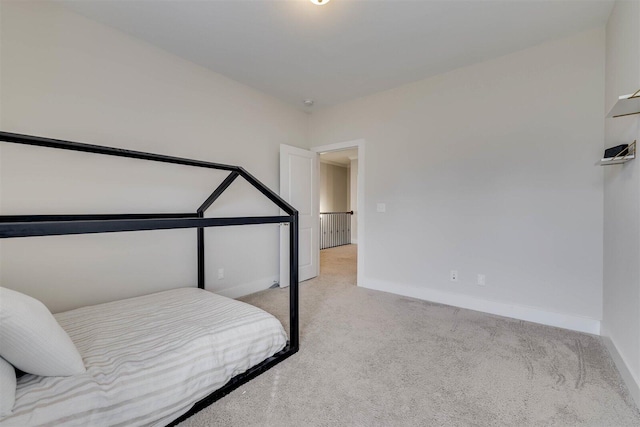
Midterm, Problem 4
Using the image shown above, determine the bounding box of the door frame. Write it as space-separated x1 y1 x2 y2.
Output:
311 139 365 287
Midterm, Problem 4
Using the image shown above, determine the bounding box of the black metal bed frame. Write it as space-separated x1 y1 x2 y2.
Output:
0 131 299 426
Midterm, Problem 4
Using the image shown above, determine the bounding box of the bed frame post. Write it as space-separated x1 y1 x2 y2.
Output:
196 171 241 290
289 212 299 351
197 213 205 289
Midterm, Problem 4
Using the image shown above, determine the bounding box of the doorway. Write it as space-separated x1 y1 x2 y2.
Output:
318 150 356 247
312 140 365 286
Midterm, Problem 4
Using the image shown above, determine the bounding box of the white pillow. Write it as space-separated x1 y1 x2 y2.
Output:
0 356 16 417
0 287 85 377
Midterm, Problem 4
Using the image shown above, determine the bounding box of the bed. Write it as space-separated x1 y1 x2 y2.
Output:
1 288 287 427
0 131 300 426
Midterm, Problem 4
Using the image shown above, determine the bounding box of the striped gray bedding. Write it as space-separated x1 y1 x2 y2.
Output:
0 288 287 427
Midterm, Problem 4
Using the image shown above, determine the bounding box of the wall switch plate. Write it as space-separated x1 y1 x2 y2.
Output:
376 203 386 213
477 274 486 286
450 270 458 282
217 268 224 280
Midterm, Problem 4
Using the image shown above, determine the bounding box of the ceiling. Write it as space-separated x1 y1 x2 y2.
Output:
60 0 613 111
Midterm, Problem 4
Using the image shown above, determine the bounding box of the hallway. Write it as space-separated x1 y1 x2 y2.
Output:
320 244 357 282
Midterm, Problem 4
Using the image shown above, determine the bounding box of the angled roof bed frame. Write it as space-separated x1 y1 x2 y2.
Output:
0 131 299 426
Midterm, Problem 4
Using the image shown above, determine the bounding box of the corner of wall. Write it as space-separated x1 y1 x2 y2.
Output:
601 325 640 408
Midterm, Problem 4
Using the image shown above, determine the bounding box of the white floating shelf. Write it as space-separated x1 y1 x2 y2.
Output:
607 91 640 118
598 140 636 166
599 154 635 166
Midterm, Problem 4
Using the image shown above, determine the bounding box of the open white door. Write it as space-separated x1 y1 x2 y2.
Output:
279 144 319 287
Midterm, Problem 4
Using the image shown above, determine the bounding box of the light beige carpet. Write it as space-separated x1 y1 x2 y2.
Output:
179 244 640 426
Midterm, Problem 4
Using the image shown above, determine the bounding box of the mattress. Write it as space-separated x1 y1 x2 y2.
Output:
0 288 287 427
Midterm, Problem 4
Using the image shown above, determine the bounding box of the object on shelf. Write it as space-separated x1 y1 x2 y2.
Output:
599 140 636 166
604 144 629 158
607 89 640 118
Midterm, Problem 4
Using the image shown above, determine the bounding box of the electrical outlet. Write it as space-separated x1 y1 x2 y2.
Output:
477 274 486 286
217 268 224 280
450 270 458 282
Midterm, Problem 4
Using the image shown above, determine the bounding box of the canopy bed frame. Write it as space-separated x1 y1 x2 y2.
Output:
0 131 299 426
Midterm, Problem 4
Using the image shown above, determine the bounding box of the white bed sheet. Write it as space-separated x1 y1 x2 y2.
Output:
0 288 287 427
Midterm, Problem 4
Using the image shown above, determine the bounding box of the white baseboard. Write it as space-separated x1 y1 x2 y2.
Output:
601 327 640 408
351 238 358 244
361 278 601 335
213 275 278 299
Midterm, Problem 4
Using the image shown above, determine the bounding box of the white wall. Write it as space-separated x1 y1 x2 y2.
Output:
602 0 640 406
319 162 348 212
309 28 605 333
0 1 308 312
